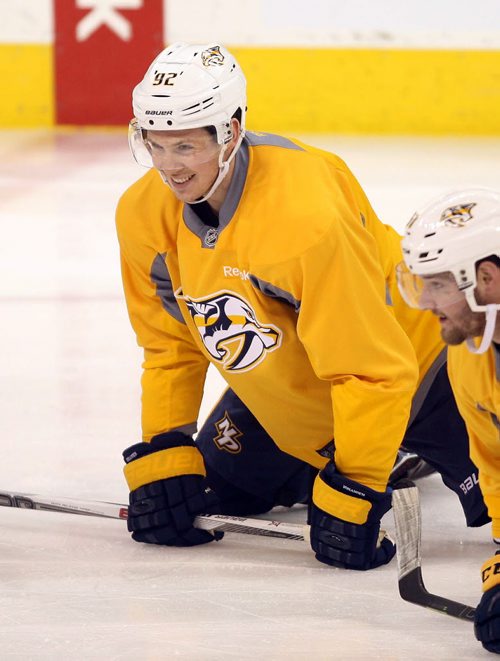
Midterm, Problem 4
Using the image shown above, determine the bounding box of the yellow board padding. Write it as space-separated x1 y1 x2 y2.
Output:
0 44 54 127
230 46 500 135
124 446 206 491
313 474 372 524
1 43 500 133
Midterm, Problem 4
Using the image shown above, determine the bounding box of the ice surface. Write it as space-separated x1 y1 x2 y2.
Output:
1 129 499 659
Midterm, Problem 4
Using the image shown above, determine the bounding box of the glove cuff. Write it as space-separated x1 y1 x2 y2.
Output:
123 432 193 464
313 463 391 525
481 551 500 593
123 432 204 492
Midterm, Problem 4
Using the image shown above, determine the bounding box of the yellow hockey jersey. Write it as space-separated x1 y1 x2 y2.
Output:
116 132 434 491
447 344 500 537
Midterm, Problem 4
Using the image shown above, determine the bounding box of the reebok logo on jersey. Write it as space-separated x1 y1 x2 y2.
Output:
213 412 242 453
223 265 250 281
180 289 282 372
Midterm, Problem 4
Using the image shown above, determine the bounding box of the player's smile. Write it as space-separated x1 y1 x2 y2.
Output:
168 172 196 190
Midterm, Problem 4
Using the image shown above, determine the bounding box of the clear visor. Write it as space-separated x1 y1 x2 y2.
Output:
396 261 467 310
128 118 223 170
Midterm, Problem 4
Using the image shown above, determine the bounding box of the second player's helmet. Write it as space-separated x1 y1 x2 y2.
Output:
399 188 500 307
131 42 246 148
397 188 500 353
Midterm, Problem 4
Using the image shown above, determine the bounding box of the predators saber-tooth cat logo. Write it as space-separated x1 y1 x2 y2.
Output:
183 291 282 371
441 203 476 227
201 46 224 67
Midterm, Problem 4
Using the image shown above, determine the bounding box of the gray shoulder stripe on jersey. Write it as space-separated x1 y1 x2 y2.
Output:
245 131 305 151
150 253 186 324
477 402 500 431
386 284 393 305
494 343 500 382
407 347 447 427
249 274 301 312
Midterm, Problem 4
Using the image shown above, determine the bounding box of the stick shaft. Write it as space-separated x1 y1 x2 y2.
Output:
0 490 308 540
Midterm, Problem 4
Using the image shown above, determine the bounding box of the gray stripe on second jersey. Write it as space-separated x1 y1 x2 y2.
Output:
386 284 393 305
249 274 301 312
494 343 500 382
150 253 185 324
407 346 448 427
477 402 500 432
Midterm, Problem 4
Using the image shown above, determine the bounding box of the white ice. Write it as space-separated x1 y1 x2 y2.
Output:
1 129 500 660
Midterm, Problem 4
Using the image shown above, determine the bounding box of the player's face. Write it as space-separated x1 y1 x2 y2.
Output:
419 274 486 345
145 128 222 203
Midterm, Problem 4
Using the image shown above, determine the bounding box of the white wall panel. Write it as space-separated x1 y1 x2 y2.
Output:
0 1 53 43
2 1 500 48
166 0 500 48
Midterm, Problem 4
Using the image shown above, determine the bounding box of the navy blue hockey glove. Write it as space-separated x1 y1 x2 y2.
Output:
123 431 223 547
309 462 395 570
475 550 500 653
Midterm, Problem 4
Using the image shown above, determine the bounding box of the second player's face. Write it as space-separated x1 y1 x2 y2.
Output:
420 277 486 345
145 128 222 203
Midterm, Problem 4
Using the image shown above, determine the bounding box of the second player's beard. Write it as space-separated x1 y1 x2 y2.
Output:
440 306 486 346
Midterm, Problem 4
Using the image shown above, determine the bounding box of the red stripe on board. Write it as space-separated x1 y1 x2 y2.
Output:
54 0 164 125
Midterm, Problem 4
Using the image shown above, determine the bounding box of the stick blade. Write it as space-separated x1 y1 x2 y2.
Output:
393 484 476 622
399 567 476 621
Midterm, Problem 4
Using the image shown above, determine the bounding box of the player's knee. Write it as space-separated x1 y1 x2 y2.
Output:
204 464 274 516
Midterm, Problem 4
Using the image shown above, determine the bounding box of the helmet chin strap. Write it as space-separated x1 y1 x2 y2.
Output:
159 132 244 205
465 304 498 354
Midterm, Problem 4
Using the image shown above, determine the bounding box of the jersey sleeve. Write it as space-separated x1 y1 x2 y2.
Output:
292 183 418 491
296 139 444 386
448 359 500 537
116 197 209 441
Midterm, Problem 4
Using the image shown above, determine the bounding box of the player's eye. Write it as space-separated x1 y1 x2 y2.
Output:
176 143 195 153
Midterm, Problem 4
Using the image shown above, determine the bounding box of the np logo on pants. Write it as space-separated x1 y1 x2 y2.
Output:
213 412 242 454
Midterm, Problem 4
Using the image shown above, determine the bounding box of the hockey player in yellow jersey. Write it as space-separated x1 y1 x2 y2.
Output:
397 189 500 653
117 43 486 571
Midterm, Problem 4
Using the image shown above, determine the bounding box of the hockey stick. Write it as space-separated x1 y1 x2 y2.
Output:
0 490 308 541
392 481 476 621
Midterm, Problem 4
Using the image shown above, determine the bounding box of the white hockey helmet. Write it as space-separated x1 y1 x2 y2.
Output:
397 188 500 353
129 43 246 201
131 42 246 143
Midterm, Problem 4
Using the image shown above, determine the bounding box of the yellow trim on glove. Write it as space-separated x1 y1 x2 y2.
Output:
313 475 372 525
123 446 206 491
480 554 500 593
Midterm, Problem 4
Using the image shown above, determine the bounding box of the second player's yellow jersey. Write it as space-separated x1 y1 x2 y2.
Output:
117 132 431 490
448 343 500 537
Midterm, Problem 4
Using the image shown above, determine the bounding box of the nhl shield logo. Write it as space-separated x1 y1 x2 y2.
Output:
440 203 476 227
183 290 282 372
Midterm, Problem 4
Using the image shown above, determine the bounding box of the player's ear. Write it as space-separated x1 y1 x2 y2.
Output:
225 117 241 155
477 260 500 295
